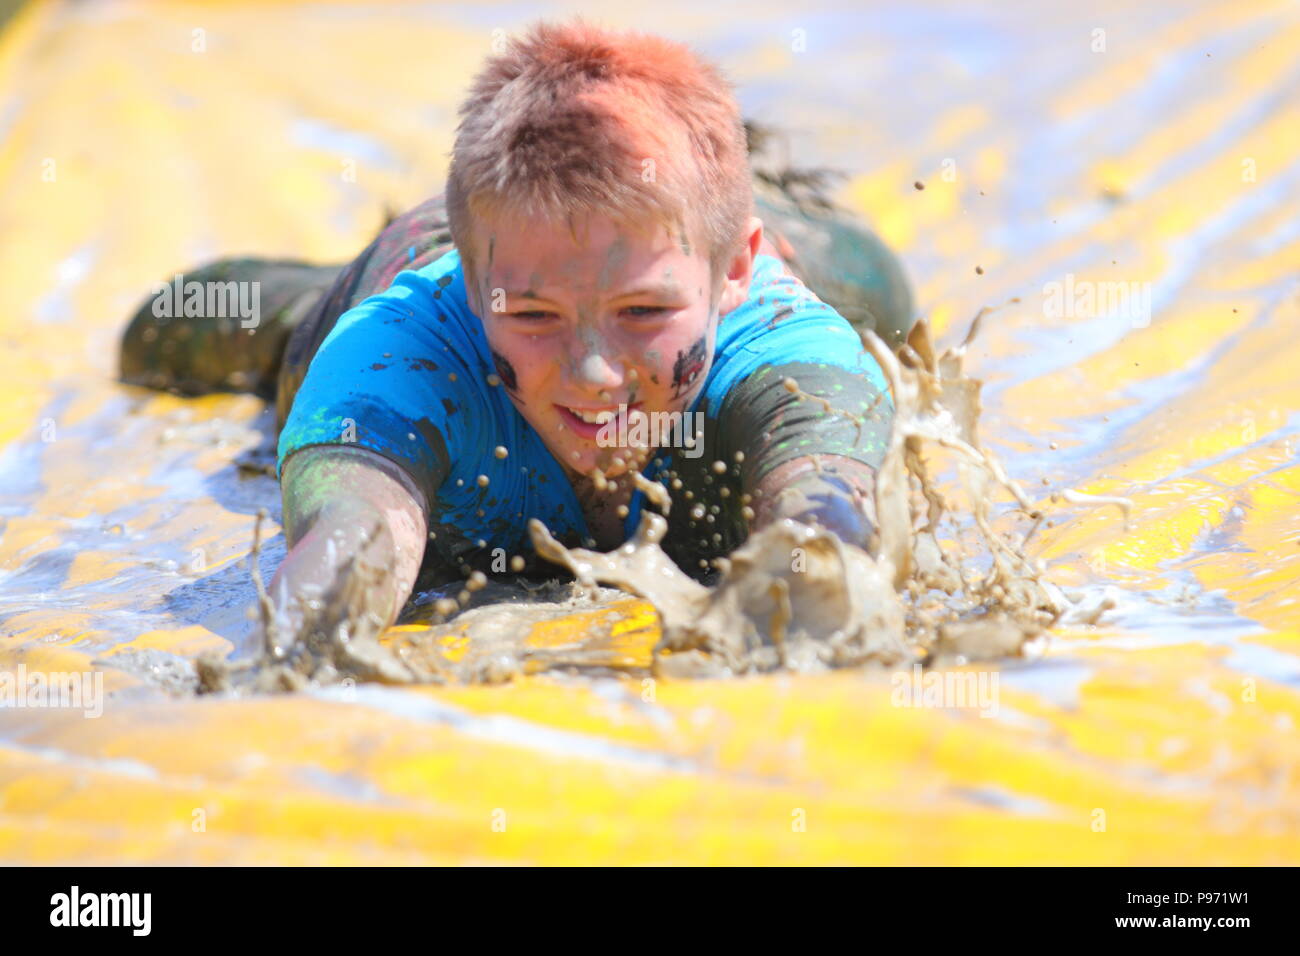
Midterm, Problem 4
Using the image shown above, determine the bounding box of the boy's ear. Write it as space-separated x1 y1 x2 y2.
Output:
716 216 764 317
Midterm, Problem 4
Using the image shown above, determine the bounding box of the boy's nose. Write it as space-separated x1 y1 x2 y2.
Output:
569 326 626 388
573 350 626 388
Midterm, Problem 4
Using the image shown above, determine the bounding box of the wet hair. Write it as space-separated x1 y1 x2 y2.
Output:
446 18 753 288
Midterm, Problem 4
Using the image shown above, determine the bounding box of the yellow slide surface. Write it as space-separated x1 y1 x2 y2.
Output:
0 0 1297 863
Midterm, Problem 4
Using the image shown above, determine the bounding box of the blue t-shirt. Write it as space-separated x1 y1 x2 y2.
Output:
277 249 890 573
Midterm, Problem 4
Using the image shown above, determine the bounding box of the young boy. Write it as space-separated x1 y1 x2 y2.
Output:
119 20 913 651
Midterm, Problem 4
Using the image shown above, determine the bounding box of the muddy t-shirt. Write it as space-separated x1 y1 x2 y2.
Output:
276 248 893 584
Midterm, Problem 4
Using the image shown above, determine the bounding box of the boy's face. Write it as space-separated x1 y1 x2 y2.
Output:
465 210 761 480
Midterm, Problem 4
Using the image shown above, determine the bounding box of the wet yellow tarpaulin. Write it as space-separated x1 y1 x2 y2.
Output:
0 0 1297 863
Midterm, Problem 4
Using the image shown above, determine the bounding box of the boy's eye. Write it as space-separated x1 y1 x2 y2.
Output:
622 306 669 318
510 310 556 320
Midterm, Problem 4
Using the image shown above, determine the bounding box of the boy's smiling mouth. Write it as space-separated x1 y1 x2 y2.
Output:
556 402 643 438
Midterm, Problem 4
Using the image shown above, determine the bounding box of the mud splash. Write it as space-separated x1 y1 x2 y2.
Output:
528 310 1108 675
199 313 1128 693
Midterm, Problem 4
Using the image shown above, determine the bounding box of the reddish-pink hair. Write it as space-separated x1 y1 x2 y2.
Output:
446 18 752 284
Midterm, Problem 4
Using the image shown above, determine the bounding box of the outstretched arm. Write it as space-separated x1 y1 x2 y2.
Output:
749 453 877 550
721 358 892 553
267 445 429 654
